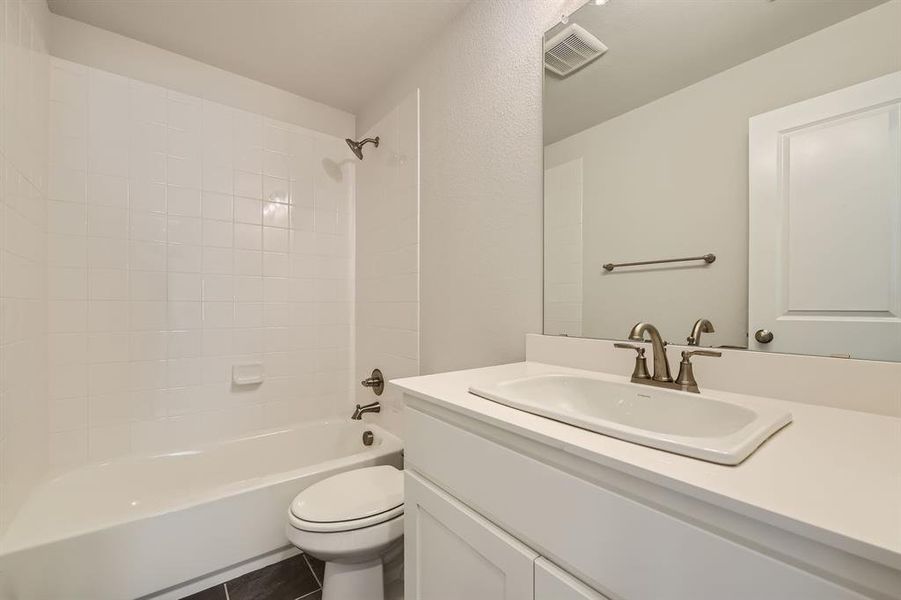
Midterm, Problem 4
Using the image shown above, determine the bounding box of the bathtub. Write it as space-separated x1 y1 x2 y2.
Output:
0 419 402 600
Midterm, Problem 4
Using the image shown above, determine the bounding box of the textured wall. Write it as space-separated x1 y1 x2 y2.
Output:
357 0 582 374
0 0 50 532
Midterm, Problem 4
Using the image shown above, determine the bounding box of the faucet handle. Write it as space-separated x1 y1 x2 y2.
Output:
613 342 645 354
682 349 722 359
675 350 722 392
613 343 650 380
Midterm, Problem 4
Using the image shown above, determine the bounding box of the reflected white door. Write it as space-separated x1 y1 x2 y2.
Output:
749 71 901 360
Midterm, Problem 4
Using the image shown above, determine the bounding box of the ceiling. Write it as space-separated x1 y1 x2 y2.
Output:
545 0 889 144
48 0 469 114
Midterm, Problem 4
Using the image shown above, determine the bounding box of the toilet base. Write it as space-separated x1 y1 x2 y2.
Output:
322 558 384 600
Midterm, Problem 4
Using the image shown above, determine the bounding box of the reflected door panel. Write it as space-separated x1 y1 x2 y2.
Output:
749 72 901 360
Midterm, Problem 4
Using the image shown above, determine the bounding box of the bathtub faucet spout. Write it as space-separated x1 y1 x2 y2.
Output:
352 401 381 420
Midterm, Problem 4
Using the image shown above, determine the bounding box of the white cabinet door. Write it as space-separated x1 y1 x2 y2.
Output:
535 558 610 600
748 71 901 360
404 470 537 600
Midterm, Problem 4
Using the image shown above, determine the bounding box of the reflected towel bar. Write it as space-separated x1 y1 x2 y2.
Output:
602 253 715 272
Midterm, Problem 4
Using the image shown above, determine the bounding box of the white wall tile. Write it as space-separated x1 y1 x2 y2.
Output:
167 185 202 217
130 212 167 243
202 191 233 222
168 272 202 301
167 244 201 273
87 204 128 238
88 300 129 332
42 58 357 473
167 216 202 245
234 222 262 250
88 237 128 269
48 200 86 235
234 197 262 225
131 181 166 213
87 173 127 207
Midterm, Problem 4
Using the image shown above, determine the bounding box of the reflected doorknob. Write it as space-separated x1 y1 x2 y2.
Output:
754 329 774 344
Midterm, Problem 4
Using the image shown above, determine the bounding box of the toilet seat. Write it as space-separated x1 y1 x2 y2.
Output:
289 465 403 533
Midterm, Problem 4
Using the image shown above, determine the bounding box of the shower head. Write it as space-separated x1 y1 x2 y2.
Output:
345 136 379 160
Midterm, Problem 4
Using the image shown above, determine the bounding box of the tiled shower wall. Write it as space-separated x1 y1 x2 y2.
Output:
0 0 50 530
46 57 355 470
354 90 419 437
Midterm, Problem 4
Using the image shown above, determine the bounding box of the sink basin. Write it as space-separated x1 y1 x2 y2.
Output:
469 374 792 465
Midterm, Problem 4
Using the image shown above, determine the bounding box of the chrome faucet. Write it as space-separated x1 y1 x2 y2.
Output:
615 322 722 393
627 322 672 382
352 401 381 420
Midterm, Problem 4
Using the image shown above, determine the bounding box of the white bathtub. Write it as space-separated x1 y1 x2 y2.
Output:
0 419 403 600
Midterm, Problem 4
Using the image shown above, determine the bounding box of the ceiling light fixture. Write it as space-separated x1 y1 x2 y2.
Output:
594 0 610 5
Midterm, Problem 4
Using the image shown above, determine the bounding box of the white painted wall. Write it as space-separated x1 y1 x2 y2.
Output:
545 0 901 348
48 13 355 139
45 57 356 469
544 158 583 337
354 90 419 437
0 0 50 532
357 0 584 374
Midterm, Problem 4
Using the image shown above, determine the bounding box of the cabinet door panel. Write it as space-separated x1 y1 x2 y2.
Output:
535 558 610 600
405 470 537 600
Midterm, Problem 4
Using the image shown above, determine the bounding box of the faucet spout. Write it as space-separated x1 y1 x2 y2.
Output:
628 322 672 382
687 318 715 346
352 401 381 420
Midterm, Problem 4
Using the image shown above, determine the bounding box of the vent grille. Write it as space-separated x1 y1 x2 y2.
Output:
544 24 607 77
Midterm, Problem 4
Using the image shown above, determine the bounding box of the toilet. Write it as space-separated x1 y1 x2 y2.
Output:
286 465 404 600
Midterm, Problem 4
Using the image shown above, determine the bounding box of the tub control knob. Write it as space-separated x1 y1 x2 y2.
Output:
360 368 384 396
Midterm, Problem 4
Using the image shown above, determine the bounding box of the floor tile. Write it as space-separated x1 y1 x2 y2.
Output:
226 554 319 600
179 584 227 600
303 554 325 586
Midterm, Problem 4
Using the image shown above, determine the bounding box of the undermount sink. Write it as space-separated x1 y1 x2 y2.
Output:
469 374 792 465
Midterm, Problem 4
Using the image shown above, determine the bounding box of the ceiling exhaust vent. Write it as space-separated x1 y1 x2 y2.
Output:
544 24 607 77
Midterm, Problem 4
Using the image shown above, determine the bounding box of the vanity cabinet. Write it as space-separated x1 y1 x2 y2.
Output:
405 470 609 600
405 470 537 600
535 559 609 600
403 401 880 600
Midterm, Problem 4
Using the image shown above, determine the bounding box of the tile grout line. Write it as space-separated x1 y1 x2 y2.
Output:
302 552 322 588
294 588 322 600
223 582 230 600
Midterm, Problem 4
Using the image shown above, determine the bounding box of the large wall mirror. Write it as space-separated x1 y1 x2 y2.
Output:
543 0 901 361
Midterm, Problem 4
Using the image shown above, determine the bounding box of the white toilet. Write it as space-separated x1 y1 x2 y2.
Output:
286 465 404 600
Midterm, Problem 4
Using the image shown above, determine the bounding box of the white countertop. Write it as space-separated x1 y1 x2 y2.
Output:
392 361 901 570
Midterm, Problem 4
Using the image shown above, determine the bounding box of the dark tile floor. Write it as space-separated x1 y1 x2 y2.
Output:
181 554 325 600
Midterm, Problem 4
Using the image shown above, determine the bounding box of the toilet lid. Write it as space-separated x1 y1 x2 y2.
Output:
290 466 403 525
